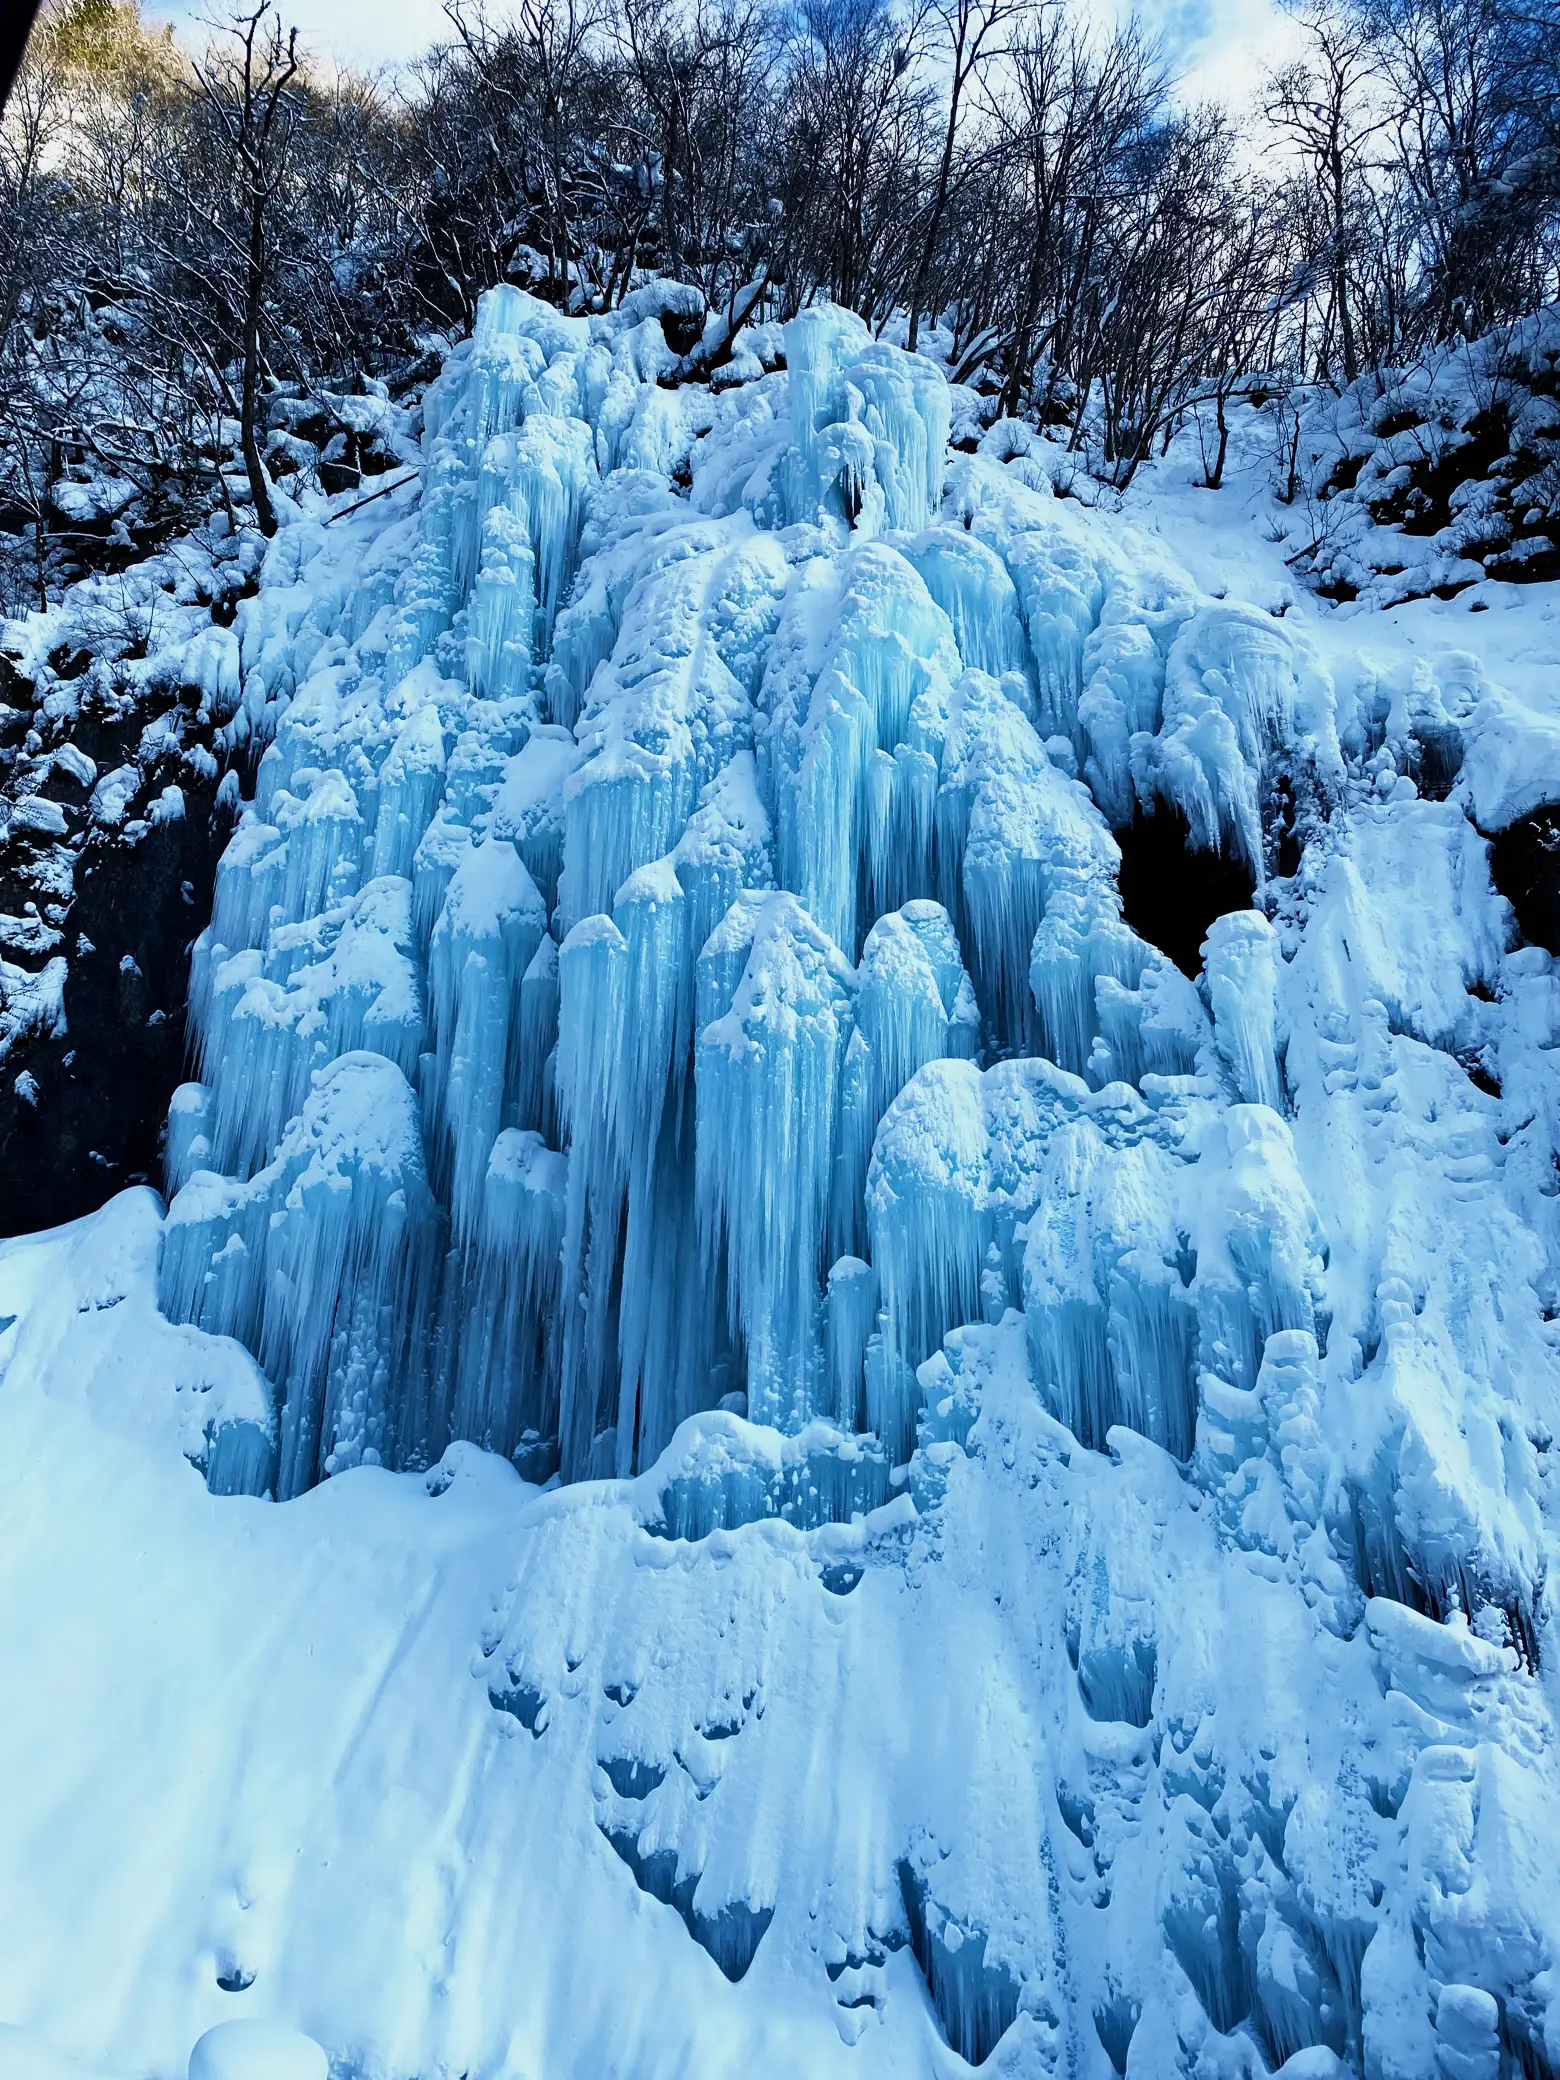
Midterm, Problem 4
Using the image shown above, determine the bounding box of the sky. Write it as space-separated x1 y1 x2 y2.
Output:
152 0 1302 104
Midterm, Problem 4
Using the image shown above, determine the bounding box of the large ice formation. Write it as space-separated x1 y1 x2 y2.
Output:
5 287 1557 2080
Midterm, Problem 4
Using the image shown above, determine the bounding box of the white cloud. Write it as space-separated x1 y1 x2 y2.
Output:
1172 0 1306 111
153 0 455 73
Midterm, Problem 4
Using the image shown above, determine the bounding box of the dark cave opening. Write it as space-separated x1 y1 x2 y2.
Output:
1115 805 1257 978
1489 805 1560 955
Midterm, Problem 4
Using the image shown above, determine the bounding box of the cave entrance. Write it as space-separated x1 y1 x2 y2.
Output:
1115 806 1257 978
1489 805 1560 955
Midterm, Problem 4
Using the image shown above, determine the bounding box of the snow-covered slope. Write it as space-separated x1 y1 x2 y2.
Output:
2 285 1558 2080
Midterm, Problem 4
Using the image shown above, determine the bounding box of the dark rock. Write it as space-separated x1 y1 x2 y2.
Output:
1490 804 1560 955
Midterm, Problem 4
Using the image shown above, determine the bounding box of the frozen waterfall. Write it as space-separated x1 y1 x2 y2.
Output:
120 284 1560 2080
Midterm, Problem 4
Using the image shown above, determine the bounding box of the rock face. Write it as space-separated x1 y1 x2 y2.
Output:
0 546 255 1231
0 754 227 1234
2 288 1559 2080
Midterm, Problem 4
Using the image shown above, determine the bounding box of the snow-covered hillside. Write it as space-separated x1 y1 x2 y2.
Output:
2 285 1558 2080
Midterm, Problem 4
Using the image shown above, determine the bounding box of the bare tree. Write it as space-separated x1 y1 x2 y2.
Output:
779 0 936 319
993 5 1162 418
189 5 301 534
1373 0 1559 340
904 0 1020 351
1266 0 1387 385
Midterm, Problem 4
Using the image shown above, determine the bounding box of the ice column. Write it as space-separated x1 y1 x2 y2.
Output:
449 1128 568 1466
1030 887 1208 1086
781 307 950 535
199 875 423 1179
763 542 959 958
866 1058 990 1461
937 671 1120 1052
423 838 548 1245
553 758 772 1479
1021 1120 1199 1458
695 892 857 1431
836 902 979 1259
159 1053 439 1499
1203 908 1284 1109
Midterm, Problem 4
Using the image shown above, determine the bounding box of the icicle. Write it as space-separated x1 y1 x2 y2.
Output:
274 769 364 925
574 864 720 1475
207 815 289 956
382 537 456 692
492 723 580 908
1030 888 1140 1077
448 1128 567 1461
423 839 547 1245
835 902 978 1259
1022 1120 1199 1459
411 803 476 951
466 503 537 704
516 935 560 1134
826 1256 877 1431
694 892 856 1431
937 671 1119 1052
900 526 1036 695
1092 955 1209 1089
554 913 631 1480
198 875 424 1180
649 1414 891 1540
165 1082 214 1199
1126 604 1333 879
478 415 595 652
446 722 513 822
160 1052 439 1500
1257 1328 1327 1529
1184 1106 1325 1397
1075 571 1192 822
556 524 763 933
763 542 959 956
987 518 1112 745
670 752 774 952
1029 887 1208 1086
1068 1534 1159 1728
549 754 774 1478
370 704 447 881
898 1870 1022 2069
1203 908 1284 1109
786 307 872 462
866 1058 989 1461
779 309 950 536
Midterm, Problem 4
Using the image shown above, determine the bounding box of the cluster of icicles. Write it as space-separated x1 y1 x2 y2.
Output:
157 285 1326 1508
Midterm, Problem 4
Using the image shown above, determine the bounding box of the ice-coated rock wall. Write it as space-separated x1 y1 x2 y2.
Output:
146 284 1560 2080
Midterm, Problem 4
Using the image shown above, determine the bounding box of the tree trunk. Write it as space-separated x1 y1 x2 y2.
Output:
1331 143 1358 386
907 83 961 354
1000 233 1048 419
1202 390 1230 489
241 187 277 537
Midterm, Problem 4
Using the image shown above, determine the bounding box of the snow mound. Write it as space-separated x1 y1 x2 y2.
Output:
187 2022 327 2080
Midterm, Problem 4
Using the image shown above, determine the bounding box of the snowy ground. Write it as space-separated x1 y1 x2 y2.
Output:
1 292 1558 2080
